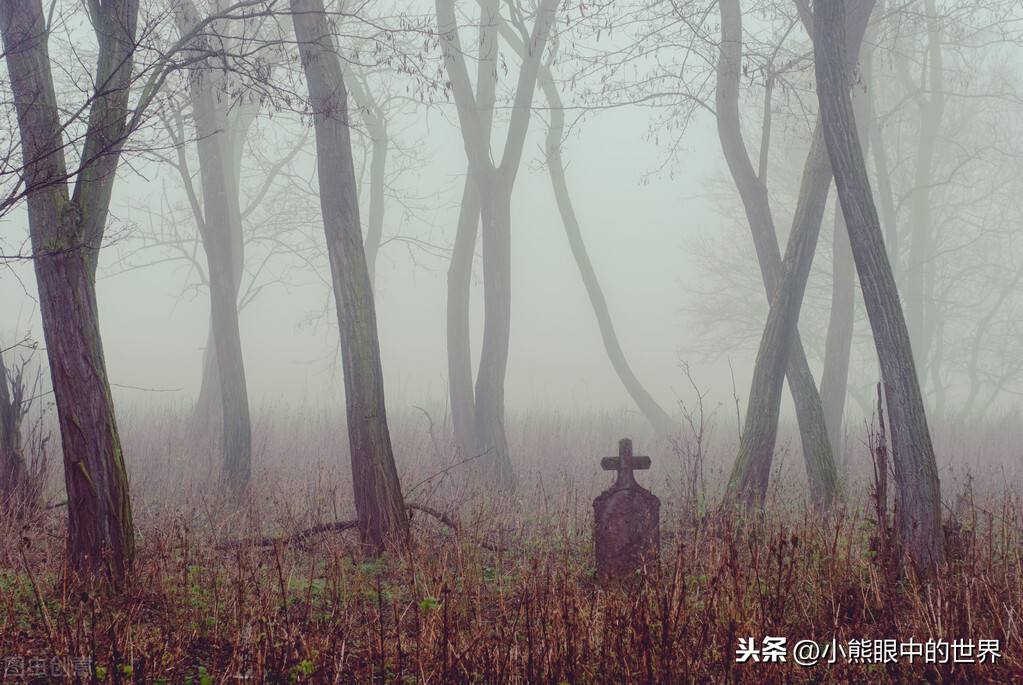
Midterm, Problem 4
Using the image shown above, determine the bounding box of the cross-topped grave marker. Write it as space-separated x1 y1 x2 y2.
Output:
600 438 652 489
593 438 660 579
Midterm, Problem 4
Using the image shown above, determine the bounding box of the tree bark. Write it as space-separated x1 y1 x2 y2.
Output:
291 0 410 551
815 0 944 573
191 111 254 437
728 121 837 510
176 0 253 491
716 0 839 507
819 7 875 467
1 0 138 581
0 346 30 509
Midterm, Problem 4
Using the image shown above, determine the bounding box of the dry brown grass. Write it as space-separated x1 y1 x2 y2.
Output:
0 404 1020 683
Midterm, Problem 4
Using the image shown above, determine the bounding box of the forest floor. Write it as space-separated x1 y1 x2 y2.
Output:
0 404 1020 683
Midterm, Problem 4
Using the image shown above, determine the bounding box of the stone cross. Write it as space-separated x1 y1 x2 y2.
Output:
599 438 652 490
593 438 660 579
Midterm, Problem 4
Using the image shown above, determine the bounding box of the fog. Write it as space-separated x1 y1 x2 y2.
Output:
3 0 1022 427
4 60 728 418
4 2 1023 676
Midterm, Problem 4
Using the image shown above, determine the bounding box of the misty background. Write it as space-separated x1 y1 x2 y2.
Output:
2 0 1021 431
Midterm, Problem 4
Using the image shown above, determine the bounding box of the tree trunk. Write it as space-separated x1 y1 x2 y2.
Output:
187 13 256 439
819 202 855 462
716 0 839 507
192 92 255 433
819 10 875 466
869 115 899 266
0 346 31 510
1 0 138 582
176 0 252 491
291 0 410 551
442 0 496 466
446 174 480 460
538 66 673 436
728 121 837 510
815 0 944 574
192 323 221 433
364 131 388 287
343 68 389 287
473 184 514 484
436 0 558 486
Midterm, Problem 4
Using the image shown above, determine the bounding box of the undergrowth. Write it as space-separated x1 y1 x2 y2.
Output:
0 405 1020 683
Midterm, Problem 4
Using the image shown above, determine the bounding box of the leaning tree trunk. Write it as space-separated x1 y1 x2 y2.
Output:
1 0 137 582
819 5 875 469
815 0 944 574
716 0 839 507
539 68 673 436
728 121 837 510
292 0 410 551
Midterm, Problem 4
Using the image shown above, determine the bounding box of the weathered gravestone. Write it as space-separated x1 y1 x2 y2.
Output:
593 438 660 578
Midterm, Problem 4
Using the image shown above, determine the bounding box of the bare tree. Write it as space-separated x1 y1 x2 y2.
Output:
444 0 497 468
291 0 410 551
0 0 138 580
717 0 866 509
818 9 876 465
487 12 674 435
815 0 944 573
174 0 257 491
436 0 559 485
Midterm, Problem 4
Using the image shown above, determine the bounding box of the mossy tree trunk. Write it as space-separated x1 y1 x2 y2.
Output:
716 0 842 509
819 54 871 465
727 121 837 510
815 0 944 574
291 0 410 552
0 0 138 581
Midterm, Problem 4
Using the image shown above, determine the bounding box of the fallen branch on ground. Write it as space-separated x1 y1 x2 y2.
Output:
213 502 509 552
215 520 358 550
